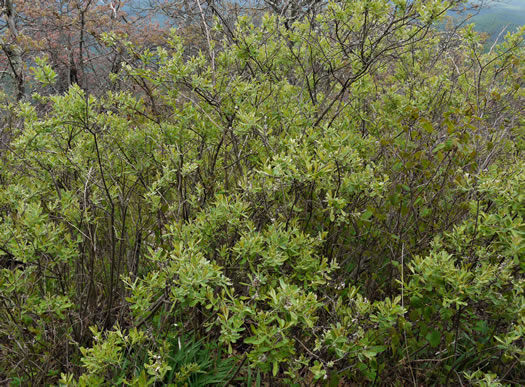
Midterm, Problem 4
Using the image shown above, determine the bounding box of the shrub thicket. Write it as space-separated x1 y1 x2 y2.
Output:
0 0 523 385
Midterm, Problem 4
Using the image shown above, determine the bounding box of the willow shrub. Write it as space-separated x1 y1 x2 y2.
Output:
0 0 524 385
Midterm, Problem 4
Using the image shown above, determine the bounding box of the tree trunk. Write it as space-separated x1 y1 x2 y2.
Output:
1 0 25 100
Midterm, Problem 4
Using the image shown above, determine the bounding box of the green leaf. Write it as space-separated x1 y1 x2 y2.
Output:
426 330 441 348
422 120 434 134
363 345 387 359
368 345 387 354
361 209 374 221
272 360 279 376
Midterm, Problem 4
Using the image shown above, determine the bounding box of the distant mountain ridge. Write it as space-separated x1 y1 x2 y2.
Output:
121 0 525 44
462 0 525 43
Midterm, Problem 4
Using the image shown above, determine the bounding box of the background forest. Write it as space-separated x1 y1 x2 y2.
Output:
0 0 524 385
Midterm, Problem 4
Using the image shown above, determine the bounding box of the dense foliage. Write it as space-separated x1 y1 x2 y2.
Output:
0 0 523 385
